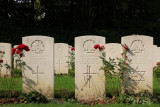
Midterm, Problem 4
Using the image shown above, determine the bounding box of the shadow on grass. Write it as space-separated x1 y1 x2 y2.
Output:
54 89 75 100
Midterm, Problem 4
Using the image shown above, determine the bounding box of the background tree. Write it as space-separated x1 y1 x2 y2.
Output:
0 0 160 46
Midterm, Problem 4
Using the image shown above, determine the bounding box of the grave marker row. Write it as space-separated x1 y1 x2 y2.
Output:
1 34 160 100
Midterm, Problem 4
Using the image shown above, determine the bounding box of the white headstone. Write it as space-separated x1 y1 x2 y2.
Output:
75 35 106 101
22 36 54 99
153 45 158 68
157 47 160 63
55 43 68 74
105 43 121 73
121 35 153 94
0 43 11 78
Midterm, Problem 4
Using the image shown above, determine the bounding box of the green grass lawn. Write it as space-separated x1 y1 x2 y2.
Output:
0 75 160 97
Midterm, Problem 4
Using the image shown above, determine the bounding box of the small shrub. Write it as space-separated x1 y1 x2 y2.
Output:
114 91 154 104
68 49 75 77
67 98 78 104
68 69 75 77
20 91 48 103
11 69 22 78
154 64 160 78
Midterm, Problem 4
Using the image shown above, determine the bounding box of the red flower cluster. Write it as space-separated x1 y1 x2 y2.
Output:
11 44 30 55
0 59 3 63
94 44 100 49
94 44 105 51
99 45 105 51
71 47 75 51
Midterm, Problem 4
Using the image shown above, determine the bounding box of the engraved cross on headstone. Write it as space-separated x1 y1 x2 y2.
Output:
32 66 44 85
83 65 97 88
58 59 63 73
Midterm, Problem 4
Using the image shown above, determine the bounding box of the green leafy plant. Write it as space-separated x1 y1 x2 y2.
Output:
113 91 155 104
113 94 126 104
100 57 117 77
68 48 75 77
67 99 78 104
154 63 160 78
0 44 30 98
99 44 132 95
11 69 22 78
20 91 48 103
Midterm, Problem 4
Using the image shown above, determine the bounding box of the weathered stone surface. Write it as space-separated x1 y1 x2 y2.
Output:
55 43 68 74
22 35 54 99
75 35 106 101
157 47 160 63
121 35 153 94
0 43 11 78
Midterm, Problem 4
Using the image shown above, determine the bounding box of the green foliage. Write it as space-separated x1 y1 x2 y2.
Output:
100 44 132 96
11 69 22 78
117 58 130 80
67 99 78 104
68 69 75 77
114 91 154 104
68 51 75 77
114 94 126 104
1 0 160 46
20 91 48 103
100 56 117 77
60 91 74 101
154 65 160 78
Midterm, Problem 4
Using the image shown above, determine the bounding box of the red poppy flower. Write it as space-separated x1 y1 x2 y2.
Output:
124 44 129 51
16 44 26 50
24 45 30 51
11 48 16 55
99 45 105 51
16 49 22 54
71 47 75 51
0 59 3 63
124 46 129 51
125 63 128 65
94 44 100 49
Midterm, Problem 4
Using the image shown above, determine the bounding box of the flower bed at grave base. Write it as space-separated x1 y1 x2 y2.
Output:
0 98 20 105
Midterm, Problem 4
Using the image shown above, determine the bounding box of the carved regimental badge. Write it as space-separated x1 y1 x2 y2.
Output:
31 40 45 54
130 40 145 54
83 39 95 53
